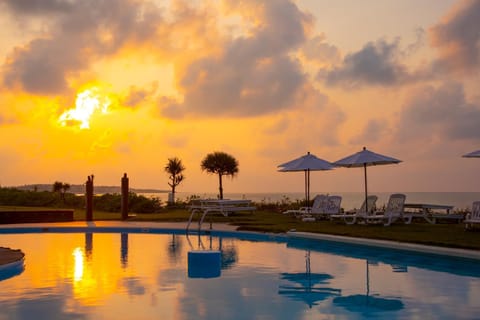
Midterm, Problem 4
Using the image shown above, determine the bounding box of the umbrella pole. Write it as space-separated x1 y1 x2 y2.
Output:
364 163 368 213
366 260 370 296
304 170 308 207
307 169 310 206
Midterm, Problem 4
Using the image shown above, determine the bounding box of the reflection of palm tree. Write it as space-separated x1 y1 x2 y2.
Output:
279 251 341 308
167 234 183 263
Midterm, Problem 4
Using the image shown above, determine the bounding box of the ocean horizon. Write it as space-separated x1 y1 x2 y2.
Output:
143 191 480 211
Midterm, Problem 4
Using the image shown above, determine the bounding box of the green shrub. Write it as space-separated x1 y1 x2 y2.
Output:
0 187 163 213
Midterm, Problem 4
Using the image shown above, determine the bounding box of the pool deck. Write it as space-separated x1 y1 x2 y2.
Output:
0 221 479 267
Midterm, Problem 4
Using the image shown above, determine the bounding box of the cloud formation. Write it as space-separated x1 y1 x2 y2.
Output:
318 38 413 88
430 0 480 74
1 0 162 94
2 0 322 119
161 0 313 117
397 81 480 142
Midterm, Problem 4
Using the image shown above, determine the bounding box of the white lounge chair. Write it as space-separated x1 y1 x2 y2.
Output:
366 193 409 226
304 195 342 221
330 195 378 224
465 201 480 230
283 194 328 218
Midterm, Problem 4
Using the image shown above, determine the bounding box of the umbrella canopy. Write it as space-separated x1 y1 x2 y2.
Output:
278 152 334 206
333 147 402 212
278 251 341 308
463 149 480 158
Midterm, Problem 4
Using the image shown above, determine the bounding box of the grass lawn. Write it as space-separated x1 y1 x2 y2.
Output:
2 206 480 250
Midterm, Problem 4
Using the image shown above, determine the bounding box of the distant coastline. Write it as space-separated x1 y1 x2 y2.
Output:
9 184 168 194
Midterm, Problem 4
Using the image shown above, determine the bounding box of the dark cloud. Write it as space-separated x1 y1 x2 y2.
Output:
318 38 412 88
177 55 306 117
2 0 74 15
2 0 163 94
430 0 480 74
161 0 311 117
397 81 480 142
3 37 83 94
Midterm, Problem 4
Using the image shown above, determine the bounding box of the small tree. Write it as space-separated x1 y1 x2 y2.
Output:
52 181 70 203
200 151 238 199
164 157 185 205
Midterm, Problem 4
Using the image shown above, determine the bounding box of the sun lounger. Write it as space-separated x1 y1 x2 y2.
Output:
366 193 409 226
283 194 328 218
330 195 378 224
465 201 480 230
301 195 342 221
186 199 256 231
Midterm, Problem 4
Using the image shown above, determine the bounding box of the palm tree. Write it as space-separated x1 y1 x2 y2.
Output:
164 157 185 205
200 151 238 199
52 181 70 203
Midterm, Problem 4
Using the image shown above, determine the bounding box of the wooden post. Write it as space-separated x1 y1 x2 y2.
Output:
121 173 129 220
86 175 94 221
85 233 93 259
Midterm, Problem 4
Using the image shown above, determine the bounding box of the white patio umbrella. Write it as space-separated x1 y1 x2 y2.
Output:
278 152 334 206
333 147 402 213
463 149 480 158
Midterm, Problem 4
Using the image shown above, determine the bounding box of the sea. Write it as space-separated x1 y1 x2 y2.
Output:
141 191 480 211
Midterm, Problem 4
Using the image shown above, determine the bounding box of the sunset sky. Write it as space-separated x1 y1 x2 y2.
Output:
1 0 480 194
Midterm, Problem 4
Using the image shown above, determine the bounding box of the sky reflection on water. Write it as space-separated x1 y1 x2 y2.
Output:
0 232 479 319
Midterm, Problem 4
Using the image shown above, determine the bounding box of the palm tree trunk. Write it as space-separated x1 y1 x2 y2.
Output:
218 173 223 199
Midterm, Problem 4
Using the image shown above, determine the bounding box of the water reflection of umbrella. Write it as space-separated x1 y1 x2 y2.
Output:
278 152 334 206
463 149 480 158
278 251 341 308
333 260 404 314
333 147 402 213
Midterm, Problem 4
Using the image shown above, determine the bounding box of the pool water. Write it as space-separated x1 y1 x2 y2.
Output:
0 232 479 319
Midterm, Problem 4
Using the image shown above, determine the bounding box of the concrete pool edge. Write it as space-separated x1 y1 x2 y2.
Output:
287 231 480 260
0 221 479 261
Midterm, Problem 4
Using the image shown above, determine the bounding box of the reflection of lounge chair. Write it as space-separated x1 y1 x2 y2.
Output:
366 194 409 226
465 201 480 230
283 194 328 218
304 195 342 221
330 195 378 224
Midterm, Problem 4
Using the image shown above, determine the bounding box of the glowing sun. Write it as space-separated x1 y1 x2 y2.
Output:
59 88 111 129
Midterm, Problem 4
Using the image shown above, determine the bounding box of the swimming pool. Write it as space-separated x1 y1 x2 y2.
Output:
0 229 479 319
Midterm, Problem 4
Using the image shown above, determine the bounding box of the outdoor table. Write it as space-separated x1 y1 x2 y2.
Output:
186 199 256 231
404 203 462 224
